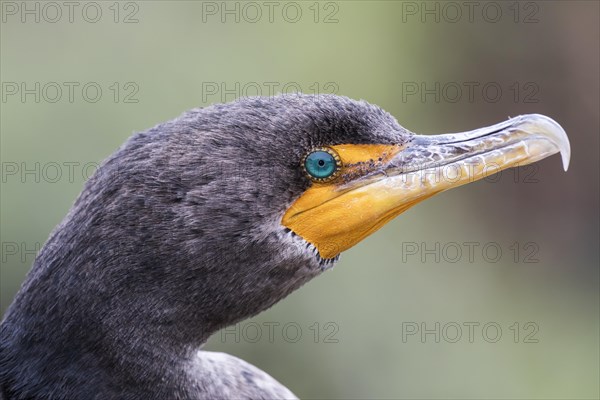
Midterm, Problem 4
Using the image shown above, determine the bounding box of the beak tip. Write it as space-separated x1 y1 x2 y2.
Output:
522 114 571 172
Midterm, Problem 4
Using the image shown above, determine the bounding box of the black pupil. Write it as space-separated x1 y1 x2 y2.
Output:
318 159 325 167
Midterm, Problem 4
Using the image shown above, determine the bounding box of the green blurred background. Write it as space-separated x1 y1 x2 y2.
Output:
1 1 598 398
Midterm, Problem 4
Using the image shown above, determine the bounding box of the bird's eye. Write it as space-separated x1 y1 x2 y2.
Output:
303 148 342 182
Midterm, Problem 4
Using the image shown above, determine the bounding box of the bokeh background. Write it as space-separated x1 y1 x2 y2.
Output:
1 1 598 398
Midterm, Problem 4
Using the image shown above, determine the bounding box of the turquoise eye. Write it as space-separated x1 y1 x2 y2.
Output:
304 148 341 182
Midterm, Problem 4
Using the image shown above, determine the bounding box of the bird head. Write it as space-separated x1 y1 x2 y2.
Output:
179 93 569 262
11 94 570 347
170 94 570 264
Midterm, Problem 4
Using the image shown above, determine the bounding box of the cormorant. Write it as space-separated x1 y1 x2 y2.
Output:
0 94 570 399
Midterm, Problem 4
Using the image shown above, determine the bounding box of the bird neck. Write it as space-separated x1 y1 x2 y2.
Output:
0 218 316 393
1 240 229 394
0 164 323 394
1 264 200 394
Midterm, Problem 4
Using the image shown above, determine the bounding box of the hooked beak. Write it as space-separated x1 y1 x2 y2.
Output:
282 114 571 259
